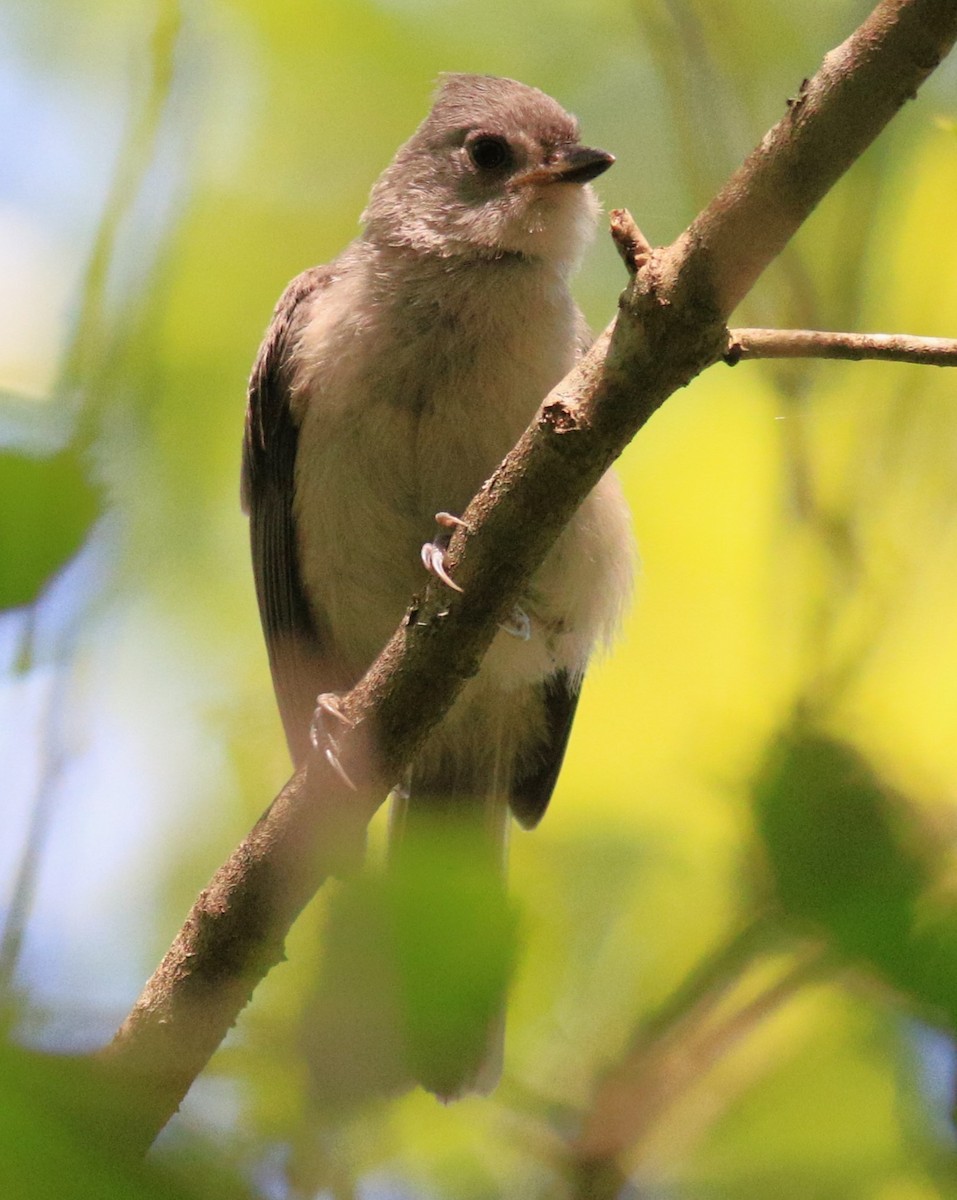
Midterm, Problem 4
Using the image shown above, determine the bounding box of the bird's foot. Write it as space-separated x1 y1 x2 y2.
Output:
420 511 469 594
498 604 531 641
309 692 356 790
422 512 532 639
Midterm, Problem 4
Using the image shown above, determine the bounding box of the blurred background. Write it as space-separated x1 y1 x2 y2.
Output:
3 0 957 1196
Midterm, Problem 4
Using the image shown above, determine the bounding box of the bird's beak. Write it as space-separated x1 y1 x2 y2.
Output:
510 145 615 190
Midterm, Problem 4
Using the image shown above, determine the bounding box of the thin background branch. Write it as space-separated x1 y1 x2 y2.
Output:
727 327 957 366
569 931 831 1199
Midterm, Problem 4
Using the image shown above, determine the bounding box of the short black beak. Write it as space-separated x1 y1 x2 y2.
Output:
549 144 616 184
510 145 615 190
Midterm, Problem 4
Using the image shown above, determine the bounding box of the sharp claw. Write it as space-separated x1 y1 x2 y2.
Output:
421 512 467 593
310 693 357 789
310 694 346 750
325 746 357 791
421 541 464 594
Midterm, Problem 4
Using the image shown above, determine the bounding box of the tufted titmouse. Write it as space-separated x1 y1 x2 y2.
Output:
242 73 634 1096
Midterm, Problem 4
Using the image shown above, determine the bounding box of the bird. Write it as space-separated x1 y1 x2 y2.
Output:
242 73 634 1098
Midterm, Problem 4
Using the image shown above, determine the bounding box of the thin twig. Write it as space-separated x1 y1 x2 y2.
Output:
68 0 182 442
726 327 957 367
568 937 832 1197
609 208 653 275
0 665 73 1002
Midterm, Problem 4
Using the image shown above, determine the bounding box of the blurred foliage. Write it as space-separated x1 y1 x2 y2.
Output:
756 728 957 1034
305 829 518 1106
3 0 957 1197
0 446 100 609
0 1041 253 1199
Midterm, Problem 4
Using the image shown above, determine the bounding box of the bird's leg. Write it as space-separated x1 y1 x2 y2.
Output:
420 511 468 594
309 693 357 790
421 511 532 639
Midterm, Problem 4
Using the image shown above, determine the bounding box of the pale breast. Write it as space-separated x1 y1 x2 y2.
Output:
291 245 581 678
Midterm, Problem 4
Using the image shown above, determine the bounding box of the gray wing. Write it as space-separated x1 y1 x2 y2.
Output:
242 266 337 765
509 670 581 830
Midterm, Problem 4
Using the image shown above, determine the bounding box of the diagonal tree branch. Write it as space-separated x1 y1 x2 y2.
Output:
99 0 957 1153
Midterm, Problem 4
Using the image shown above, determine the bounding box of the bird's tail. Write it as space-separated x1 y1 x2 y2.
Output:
385 726 517 1099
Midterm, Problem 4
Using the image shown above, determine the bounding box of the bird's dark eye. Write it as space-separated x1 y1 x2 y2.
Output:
467 135 512 172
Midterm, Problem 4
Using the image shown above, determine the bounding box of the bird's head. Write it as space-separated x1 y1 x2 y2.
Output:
362 74 614 272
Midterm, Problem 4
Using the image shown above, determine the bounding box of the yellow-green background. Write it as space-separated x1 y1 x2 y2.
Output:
3 0 957 1196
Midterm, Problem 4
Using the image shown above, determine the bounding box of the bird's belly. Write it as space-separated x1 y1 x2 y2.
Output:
293 379 535 682
291 303 630 702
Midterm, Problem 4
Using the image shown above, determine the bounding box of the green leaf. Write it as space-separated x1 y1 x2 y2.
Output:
0 1041 249 1200
388 828 518 1097
304 824 519 1106
0 447 101 609
754 728 957 1028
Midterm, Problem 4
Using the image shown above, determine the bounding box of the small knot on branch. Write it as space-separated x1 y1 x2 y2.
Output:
609 208 653 275
723 332 744 366
540 399 581 435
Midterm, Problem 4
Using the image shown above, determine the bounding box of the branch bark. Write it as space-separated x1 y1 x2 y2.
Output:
726 328 957 366
100 0 957 1152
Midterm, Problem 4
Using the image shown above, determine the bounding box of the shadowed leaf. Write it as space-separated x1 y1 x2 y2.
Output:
755 728 957 1028
0 448 100 609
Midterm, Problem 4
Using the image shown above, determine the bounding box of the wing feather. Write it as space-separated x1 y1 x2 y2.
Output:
242 267 335 764
508 670 581 829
